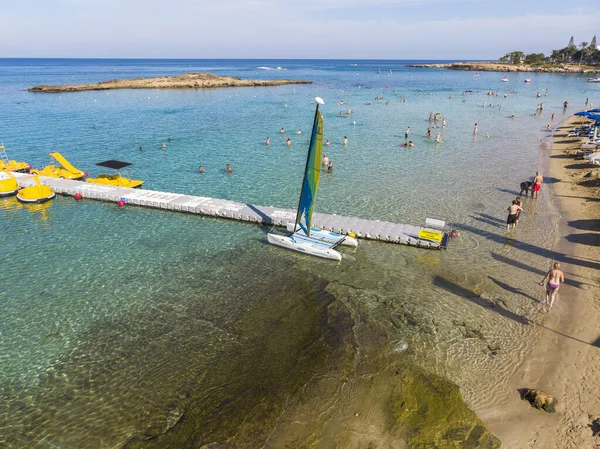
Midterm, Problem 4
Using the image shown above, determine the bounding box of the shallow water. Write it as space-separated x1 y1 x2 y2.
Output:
0 59 597 447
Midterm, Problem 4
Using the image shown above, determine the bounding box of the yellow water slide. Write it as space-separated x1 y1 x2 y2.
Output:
49 152 85 178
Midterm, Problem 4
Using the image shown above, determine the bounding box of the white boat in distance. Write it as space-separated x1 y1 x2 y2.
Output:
267 97 358 261
588 77 600 83
501 76 509 82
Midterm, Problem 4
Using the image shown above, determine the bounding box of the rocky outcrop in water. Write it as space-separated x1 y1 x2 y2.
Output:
28 73 312 93
521 388 558 413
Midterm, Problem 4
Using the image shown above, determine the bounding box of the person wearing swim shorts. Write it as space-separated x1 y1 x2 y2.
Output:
515 197 523 227
538 262 564 307
506 200 522 230
532 172 543 199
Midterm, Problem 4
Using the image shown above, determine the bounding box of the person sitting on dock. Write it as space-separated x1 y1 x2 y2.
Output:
198 166 204 173
226 164 232 173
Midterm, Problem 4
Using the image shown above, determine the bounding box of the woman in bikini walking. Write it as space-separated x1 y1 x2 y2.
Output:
538 262 564 308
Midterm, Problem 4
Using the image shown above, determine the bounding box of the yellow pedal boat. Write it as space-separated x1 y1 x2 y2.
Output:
0 171 20 197
0 144 32 172
85 160 143 188
30 152 86 180
0 159 31 173
16 175 56 203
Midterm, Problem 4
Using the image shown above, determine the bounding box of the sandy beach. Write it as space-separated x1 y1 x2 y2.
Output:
479 116 600 448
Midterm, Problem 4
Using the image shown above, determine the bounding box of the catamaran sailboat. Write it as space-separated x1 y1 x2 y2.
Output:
267 97 358 260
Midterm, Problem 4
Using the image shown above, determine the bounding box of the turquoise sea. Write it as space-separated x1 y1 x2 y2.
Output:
1 59 598 447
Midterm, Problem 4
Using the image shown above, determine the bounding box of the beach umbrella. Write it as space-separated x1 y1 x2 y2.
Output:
574 111 592 117
586 113 600 121
587 108 600 113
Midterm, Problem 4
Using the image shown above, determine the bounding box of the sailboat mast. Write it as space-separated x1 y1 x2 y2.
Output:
293 99 322 233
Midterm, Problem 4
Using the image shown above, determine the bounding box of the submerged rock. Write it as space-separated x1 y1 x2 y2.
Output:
390 365 501 448
520 388 558 413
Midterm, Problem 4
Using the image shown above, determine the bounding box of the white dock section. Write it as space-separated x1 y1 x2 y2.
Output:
12 173 447 249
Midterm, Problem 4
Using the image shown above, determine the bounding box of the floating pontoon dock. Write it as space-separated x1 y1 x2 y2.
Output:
11 173 448 249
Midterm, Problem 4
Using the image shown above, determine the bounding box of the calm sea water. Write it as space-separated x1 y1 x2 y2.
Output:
0 59 597 447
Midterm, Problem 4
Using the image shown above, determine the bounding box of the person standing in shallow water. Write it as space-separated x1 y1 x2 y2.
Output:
532 172 543 199
539 262 564 308
506 200 522 231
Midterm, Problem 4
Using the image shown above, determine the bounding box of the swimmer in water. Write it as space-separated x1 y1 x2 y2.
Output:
139 146 143 152
286 138 291 146
280 128 285 134
323 154 329 167
485 133 490 138
296 129 302 135
226 164 232 173
266 137 270 145
511 114 516 119
162 143 167 149
435 132 441 143
198 166 204 173
408 140 414 148
326 140 331 146
327 161 334 173
343 136 348 145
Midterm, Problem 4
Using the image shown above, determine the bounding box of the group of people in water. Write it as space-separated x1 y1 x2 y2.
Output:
507 171 544 230
197 163 232 174
505 171 563 307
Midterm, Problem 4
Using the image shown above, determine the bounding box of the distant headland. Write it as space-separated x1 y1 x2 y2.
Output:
405 62 598 73
408 35 600 74
28 72 312 93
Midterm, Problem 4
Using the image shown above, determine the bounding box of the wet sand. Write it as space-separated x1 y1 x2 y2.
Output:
480 116 600 448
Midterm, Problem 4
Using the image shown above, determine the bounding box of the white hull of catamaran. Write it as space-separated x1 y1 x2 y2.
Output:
267 233 343 261
285 223 359 247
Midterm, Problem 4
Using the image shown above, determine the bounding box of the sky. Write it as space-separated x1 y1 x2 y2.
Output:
1 0 599 59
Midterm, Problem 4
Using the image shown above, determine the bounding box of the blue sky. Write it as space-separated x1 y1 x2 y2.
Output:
2 0 599 59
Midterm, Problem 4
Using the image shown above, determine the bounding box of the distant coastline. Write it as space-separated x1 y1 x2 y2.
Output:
406 62 600 73
28 72 312 93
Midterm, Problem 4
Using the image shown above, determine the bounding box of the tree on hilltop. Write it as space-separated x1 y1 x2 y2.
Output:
579 42 589 63
524 53 545 66
509 51 525 64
